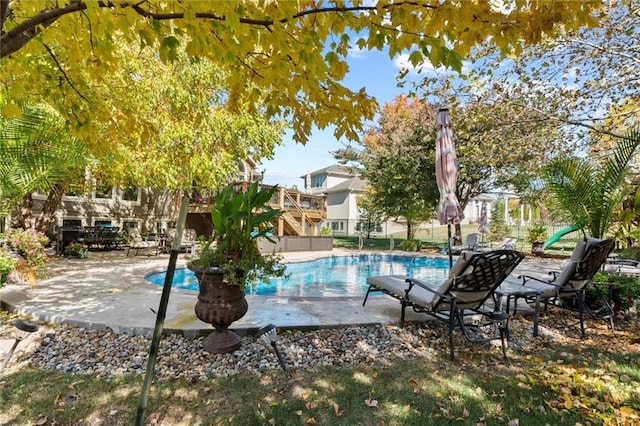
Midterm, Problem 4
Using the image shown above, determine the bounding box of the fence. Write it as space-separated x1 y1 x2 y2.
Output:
257 236 333 253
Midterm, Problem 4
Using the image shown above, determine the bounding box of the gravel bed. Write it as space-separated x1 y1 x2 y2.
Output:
1 318 483 381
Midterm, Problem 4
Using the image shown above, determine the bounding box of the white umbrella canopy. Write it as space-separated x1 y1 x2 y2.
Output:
435 108 464 267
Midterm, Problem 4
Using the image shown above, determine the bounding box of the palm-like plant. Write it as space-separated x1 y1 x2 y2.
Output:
0 102 89 221
543 125 640 239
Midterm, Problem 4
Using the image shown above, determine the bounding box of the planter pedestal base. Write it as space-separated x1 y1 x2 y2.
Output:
202 327 242 354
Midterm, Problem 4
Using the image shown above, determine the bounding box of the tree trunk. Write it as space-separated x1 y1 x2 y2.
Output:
406 221 413 240
36 181 68 233
17 193 33 229
455 223 462 243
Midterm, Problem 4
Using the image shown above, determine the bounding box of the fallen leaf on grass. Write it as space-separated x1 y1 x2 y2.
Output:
507 419 520 426
333 402 343 417
306 417 316 424
408 379 420 394
305 401 317 410
34 415 47 425
365 398 379 408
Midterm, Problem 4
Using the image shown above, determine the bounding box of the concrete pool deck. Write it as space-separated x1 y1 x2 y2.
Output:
0 249 557 337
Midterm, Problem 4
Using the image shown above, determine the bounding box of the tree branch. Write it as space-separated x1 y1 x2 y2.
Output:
42 43 89 102
1 1 437 58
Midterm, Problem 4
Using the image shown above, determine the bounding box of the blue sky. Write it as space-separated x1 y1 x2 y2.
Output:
261 49 416 189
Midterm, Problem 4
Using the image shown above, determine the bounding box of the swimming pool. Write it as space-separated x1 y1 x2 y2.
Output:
145 254 450 297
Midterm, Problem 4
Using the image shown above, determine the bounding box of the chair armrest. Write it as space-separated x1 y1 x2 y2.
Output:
518 274 581 294
405 277 447 299
518 274 560 288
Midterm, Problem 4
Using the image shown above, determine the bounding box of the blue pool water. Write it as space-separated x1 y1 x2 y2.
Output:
145 254 450 297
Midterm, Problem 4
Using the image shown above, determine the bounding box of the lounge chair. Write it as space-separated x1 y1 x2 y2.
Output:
364 250 524 360
603 256 640 277
512 237 615 337
477 237 518 252
165 228 198 254
126 228 159 256
450 233 480 254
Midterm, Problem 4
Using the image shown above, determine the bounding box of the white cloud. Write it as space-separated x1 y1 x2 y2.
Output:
348 45 367 59
392 53 470 76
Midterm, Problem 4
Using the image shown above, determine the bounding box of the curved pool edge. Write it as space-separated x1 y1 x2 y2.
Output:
4 249 555 339
145 252 451 297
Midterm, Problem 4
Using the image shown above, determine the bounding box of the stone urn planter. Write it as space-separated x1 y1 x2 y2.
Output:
189 264 248 354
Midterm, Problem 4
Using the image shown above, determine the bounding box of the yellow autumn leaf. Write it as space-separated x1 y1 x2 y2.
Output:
2 102 22 119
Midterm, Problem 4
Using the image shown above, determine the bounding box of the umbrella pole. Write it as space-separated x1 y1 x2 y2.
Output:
447 224 453 268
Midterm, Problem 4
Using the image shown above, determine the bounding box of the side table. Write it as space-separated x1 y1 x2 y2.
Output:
495 278 542 337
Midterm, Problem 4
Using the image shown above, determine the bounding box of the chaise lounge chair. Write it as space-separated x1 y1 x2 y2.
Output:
165 228 198 254
126 228 159 256
450 233 480 254
364 249 524 360
511 237 615 337
477 237 518 252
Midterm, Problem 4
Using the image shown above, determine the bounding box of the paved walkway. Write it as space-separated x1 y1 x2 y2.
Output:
0 249 558 338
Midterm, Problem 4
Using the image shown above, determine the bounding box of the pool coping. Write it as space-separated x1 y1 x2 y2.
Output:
0 249 557 337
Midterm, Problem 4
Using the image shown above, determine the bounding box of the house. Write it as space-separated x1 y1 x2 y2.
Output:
302 164 498 238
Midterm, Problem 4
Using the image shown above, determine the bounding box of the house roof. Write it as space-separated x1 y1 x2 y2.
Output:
301 164 355 179
324 176 367 194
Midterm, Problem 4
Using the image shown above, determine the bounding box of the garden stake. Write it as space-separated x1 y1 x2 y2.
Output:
136 191 190 426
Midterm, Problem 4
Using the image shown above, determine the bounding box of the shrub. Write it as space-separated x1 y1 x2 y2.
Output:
63 241 89 259
593 272 640 313
0 253 17 286
400 239 421 251
2 228 49 268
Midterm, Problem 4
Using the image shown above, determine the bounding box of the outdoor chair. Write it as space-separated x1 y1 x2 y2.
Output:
511 237 615 337
364 250 524 360
603 256 640 277
450 233 480 254
126 228 159 256
165 228 198 254
477 237 518 252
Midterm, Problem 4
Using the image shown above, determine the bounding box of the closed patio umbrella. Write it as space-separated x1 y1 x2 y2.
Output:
435 108 465 267
478 200 488 241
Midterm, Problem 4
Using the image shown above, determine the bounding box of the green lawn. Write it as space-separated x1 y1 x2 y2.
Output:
334 223 580 255
1 316 639 425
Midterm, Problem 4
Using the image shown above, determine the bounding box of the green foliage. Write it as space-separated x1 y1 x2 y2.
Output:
543 125 640 239
319 226 332 237
334 96 439 240
189 182 287 288
63 242 89 259
527 224 548 243
593 272 640 313
488 203 511 241
400 239 422 251
0 252 17 286
0 102 90 216
1 228 49 268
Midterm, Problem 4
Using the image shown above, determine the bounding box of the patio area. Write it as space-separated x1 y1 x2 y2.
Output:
0 249 559 338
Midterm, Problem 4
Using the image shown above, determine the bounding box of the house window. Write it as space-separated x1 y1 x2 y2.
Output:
62 219 82 228
95 220 112 229
95 181 113 199
123 221 138 230
64 184 85 197
121 186 139 202
313 175 325 188
330 221 344 231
